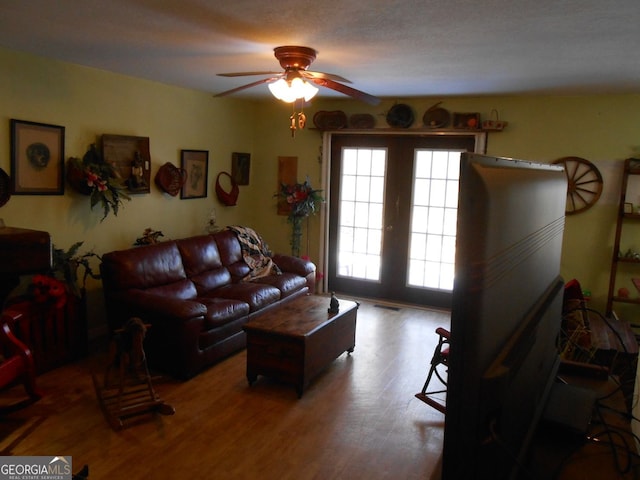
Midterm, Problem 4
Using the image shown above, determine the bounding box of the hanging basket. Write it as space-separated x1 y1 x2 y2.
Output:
155 162 187 196
66 159 92 195
215 171 239 206
482 109 508 131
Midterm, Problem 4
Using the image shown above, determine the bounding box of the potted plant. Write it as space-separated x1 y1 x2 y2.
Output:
9 242 100 371
27 242 100 305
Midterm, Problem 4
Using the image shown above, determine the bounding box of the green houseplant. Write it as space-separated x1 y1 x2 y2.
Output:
28 242 101 304
18 242 100 370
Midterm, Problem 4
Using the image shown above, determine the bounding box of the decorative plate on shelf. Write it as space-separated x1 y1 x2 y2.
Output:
349 113 375 129
0 167 11 208
313 111 348 130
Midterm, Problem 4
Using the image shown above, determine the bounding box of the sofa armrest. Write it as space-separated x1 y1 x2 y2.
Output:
272 254 315 277
272 254 316 293
108 290 207 379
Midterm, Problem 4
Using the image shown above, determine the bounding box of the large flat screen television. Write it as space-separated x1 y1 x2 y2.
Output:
442 153 567 479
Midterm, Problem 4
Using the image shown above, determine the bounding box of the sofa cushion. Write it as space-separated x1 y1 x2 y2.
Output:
176 235 223 276
145 278 198 300
176 234 234 293
212 230 251 281
191 269 233 294
252 272 308 298
197 297 250 329
101 241 187 290
213 230 242 264
210 283 281 312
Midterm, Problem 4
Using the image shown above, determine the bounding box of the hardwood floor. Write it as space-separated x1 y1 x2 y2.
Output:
0 297 450 479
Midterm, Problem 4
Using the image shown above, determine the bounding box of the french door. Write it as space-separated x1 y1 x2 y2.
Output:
327 133 481 308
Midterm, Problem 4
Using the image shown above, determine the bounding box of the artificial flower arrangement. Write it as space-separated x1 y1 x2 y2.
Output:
27 242 101 307
275 178 324 257
29 274 68 308
67 144 131 221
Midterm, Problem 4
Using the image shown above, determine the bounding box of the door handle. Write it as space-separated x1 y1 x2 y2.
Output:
385 195 400 232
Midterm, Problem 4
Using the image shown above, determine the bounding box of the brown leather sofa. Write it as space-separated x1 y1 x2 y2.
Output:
100 229 315 379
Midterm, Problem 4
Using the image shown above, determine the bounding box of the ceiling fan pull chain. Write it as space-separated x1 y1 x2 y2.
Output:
288 100 308 138
296 98 307 130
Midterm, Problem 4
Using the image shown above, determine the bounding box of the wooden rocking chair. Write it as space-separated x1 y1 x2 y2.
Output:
93 317 174 430
415 327 450 414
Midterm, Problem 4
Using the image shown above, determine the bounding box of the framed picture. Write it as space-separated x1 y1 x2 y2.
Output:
231 152 251 185
181 150 209 199
624 202 634 214
10 119 65 195
102 134 151 194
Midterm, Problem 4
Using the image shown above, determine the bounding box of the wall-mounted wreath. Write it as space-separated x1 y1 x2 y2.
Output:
67 144 131 221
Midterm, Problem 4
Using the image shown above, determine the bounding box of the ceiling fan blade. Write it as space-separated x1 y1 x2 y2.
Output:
302 71 352 83
213 76 280 97
311 78 381 106
217 71 282 77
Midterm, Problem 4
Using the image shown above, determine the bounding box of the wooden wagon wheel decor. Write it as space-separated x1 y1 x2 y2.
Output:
551 156 603 215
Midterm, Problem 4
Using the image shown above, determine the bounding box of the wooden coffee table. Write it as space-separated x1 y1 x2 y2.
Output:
243 294 358 397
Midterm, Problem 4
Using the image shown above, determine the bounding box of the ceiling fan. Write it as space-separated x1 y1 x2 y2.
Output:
214 46 381 106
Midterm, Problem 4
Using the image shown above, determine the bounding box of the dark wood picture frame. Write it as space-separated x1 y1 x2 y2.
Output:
231 152 251 185
10 119 65 195
180 150 209 199
102 134 151 194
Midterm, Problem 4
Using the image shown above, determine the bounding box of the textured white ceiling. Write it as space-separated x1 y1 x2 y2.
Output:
1 0 639 101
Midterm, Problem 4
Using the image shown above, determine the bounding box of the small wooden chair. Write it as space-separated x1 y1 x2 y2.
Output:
0 312 42 411
415 327 450 414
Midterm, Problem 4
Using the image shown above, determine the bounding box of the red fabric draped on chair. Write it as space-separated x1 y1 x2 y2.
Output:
0 312 41 410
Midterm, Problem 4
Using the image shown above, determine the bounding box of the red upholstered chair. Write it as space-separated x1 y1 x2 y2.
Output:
415 327 450 414
0 226 50 411
0 312 41 410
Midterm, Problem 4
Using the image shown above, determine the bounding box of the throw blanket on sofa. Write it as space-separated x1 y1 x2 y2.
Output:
227 226 282 280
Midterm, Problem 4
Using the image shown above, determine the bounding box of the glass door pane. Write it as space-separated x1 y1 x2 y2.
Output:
408 150 461 291
337 147 387 281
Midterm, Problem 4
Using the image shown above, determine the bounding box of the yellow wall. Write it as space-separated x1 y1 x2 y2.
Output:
0 47 261 335
252 95 640 318
2 46 640 335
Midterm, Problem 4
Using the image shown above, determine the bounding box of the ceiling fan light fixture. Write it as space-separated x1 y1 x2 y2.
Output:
215 45 380 106
268 77 318 103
